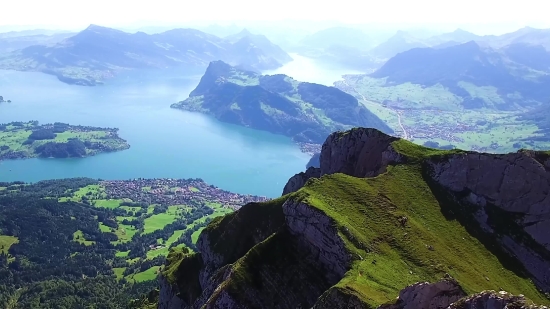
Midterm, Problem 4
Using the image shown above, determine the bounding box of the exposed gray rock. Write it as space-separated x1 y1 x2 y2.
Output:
428 153 550 249
196 230 224 290
498 235 550 292
282 167 321 195
306 152 321 169
320 128 402 177
158 275 187 309
313 287 369 309
447 290 547 309
283 128 402 195
283 199 350 281
427 152 550 291
379 278 467 309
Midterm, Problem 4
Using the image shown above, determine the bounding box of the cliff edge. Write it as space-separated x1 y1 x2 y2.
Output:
157 128 550 309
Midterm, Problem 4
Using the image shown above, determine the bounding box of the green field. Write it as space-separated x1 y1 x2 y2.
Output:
72 230 95 246
0 121 130 159
339 76 550 153
115 251 130 258
146 230 186 259
94 199 126 209
0 235 19 253
113 267 126 280
143 206 182 234
128 266 160 283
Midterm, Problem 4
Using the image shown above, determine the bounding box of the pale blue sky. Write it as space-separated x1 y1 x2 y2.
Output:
3 0 549 33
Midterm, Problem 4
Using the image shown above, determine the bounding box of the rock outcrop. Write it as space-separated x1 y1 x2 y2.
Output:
282 167 320 195
158 276 186 309
157 128 550 309
379 278 467 309
283 128 402 194
448 290 548 309
319 128 402 177
426 151 550 291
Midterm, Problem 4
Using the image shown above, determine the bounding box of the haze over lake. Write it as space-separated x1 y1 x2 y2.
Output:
264 53 363 86
0 55 358 197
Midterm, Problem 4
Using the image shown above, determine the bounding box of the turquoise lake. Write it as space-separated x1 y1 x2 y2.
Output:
0 56 357 197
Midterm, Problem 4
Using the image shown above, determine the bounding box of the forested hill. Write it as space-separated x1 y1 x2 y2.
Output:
0 177 265 308
171 61 392 147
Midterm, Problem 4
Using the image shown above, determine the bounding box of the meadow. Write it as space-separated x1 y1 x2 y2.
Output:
337 76 550 153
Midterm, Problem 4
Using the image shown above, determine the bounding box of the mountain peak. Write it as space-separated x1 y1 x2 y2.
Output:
239 28 253 36
394 30 409 37
84 24 110 31
452 28 473 35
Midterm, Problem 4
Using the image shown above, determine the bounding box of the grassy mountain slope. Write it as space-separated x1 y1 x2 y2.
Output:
171 61 392 145
0 24 292 85
159 129 549 308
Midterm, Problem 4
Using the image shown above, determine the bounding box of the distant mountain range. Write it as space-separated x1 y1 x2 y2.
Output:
171 61 392 145
0 25 292 86
0 32 74 54
370 40 550 110
369 30 429 59
294 26 550 71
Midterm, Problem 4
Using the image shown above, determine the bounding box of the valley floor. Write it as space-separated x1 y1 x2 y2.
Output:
337 77 550 153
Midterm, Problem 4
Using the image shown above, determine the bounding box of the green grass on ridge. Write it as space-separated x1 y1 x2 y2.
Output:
292 166 547 306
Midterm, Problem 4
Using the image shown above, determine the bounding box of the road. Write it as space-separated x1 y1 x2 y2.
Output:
339 80 409 140
394 110 408 140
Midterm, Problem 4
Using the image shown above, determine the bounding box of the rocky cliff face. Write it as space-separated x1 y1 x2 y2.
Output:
447 290 547 309
378 277 466 309
319 128 402 177
283 128 402 194
157 128 550 309
282 167 320 195
426 151 550 291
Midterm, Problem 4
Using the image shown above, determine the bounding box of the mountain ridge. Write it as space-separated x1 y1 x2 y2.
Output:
369 40 550 110
171 61 392 146
0 24 292 85
153 127 550 308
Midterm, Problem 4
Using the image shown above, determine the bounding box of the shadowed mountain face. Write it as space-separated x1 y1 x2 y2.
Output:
0 24 292 85
225 29 293 65
370 41 550 110
171 61 392 144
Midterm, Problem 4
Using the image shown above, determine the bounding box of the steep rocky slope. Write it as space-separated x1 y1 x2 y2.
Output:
156 128 550 308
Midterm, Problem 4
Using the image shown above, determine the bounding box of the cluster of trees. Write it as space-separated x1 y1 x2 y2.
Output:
0 178 223 308
0 180 157 307
28 129 57 140
422 141 456 150
34 139 87 158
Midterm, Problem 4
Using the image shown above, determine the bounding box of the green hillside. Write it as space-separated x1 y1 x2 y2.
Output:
160 131 549 308
0 178 264 308
171 61 392 147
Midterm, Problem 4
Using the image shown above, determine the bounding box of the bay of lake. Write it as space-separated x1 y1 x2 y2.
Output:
0 54 358 197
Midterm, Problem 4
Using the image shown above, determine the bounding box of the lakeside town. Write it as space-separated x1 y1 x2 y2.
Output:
101 178 270 210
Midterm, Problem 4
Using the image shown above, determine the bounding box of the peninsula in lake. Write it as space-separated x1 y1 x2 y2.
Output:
171 61 392 150
0 25 292 86
0 121 130 160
